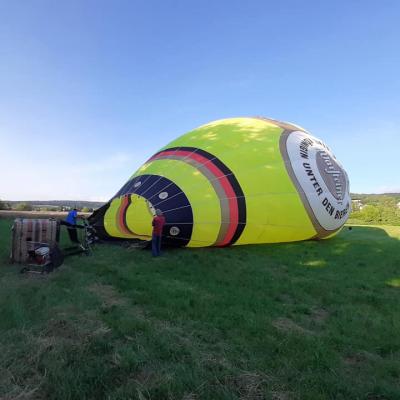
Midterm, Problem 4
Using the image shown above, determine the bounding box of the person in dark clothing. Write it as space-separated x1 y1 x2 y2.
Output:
152 209 166 257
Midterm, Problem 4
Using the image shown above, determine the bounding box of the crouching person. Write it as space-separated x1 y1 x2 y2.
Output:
152 209 165 257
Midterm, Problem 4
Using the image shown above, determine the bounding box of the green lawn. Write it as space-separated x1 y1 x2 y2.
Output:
0 218 399 400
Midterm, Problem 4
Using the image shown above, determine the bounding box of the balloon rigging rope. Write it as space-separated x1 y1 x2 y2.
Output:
124 158 294 208
115 149 182 198
156 201 312 229
123 126 327 202
136 147 200 197
151 190 317 211
131 143 237 189
169 221 310 229
161 221 313 244
129 145 219 198
114 142 331 219
120 164 329 218
122 150 315 207
125 142 258 197
117 152 177 197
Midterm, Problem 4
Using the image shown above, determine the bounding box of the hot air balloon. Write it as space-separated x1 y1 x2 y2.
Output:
89 117 351 247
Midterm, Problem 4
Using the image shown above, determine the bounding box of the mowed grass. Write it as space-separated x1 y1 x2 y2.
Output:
0 218 399 400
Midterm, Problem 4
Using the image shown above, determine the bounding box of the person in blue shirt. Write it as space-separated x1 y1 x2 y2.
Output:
63 208 80 243
66 208 78 225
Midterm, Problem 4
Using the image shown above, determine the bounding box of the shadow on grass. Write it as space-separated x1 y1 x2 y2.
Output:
227 225 400 268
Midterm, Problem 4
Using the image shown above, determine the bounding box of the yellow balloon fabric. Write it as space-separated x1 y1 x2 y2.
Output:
91 117 351 247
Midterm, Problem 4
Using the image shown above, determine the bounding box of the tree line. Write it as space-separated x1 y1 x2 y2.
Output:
0 200 96 213
349 194 400 225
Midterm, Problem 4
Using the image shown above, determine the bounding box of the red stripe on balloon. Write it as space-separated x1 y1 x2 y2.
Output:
118 195 132 235
150 150 238 246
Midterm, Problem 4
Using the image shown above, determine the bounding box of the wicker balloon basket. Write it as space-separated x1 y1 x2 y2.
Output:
11 218 64 273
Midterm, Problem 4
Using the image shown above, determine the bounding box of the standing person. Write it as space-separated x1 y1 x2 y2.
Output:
152 209 166 257
64 208 80 243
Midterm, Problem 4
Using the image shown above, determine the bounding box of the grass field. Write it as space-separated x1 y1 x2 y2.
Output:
0 218 399 400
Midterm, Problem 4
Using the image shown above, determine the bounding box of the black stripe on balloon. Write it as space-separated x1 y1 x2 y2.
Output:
190 147 247 242
113 180 132 199
156 146 247 246
113 174 193 247
88 203 111 240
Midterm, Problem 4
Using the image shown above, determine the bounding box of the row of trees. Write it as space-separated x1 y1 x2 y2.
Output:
350 205 400 225
350 195 400 225
0 200 11 210
0 200 92 213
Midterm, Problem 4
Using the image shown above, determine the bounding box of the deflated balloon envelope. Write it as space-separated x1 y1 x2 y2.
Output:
90 117 351 247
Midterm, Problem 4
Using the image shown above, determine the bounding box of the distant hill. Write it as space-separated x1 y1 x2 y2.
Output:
351 193 400 203
6 200 106 210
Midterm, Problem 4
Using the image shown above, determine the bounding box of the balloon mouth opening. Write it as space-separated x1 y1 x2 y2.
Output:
103 193 156 240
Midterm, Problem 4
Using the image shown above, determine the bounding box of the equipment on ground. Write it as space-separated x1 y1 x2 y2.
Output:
19 241 64 274
62 218 97 257
11 217 97 274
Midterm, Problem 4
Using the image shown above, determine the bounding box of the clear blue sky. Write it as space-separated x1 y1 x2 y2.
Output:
1 0 399 201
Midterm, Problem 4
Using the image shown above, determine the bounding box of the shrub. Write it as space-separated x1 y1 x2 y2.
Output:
14 203 33 211
0 200 10 210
